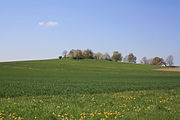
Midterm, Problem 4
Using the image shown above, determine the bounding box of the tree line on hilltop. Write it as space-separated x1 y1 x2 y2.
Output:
60 49 174 66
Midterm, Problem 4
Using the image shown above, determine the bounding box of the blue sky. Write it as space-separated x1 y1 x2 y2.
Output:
0 0 180 65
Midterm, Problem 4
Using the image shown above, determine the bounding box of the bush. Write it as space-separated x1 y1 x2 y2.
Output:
59 56 62 59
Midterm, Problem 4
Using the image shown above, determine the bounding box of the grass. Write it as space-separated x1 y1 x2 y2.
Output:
0 59 179 120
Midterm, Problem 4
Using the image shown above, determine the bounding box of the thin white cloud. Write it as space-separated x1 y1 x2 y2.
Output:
38 21 59 27
46 21 59 26
38 22 45 26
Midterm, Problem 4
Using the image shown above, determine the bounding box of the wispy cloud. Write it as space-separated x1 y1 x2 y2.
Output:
38 21 59 27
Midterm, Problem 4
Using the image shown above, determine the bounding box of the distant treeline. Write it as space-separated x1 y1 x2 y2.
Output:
60 49 174 66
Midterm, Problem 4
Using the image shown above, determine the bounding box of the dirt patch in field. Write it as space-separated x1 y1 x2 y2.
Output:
153 68 180 72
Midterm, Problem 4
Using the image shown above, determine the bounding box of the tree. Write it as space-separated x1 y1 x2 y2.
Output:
152 57 165 65
103 53 111 60
146 58 153 65
74 50 83 59
123 56 128 62
82 49 94 59
112 51 122 62
140 57 148 64
68 49 76 58
166 55 174 66
161 58 167 66
68 49 83 59
62 50 68 58
93 52 103 59
127 53 136 63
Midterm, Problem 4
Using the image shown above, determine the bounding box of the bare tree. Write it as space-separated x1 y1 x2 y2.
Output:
123 56 128 62
68 49 75 58
62 50 68 58
103 52 111 60
140 57 148 64
166 55 174 66
93 52 103 59
146 58 153 65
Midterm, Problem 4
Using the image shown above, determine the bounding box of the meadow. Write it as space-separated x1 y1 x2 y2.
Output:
0 59 179 120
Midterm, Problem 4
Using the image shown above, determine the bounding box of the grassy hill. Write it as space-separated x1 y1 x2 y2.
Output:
0 59 179 120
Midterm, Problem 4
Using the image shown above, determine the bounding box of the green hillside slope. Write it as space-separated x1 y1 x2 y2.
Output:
0 59 179 120
0 59 179 97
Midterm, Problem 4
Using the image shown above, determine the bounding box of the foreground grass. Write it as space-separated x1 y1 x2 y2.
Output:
0 89 179 120
0 59 180 119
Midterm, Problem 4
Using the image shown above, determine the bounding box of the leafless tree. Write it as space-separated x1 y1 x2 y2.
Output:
140 57 148 64
166 55 174 66
93 52 103 59
62 50 68 58
145 58 153 65
103 52 111 60
123 56 128 62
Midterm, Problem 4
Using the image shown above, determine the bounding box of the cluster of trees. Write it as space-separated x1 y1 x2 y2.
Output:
61 49 174 66
140 55 174 66
61 49 137 63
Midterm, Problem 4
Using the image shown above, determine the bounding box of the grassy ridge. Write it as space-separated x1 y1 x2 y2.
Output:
0 59 179 119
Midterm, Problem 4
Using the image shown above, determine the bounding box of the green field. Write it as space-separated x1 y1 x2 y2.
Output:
0 59 179 120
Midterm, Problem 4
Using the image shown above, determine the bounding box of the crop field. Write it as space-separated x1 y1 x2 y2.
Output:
0 59 179 120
